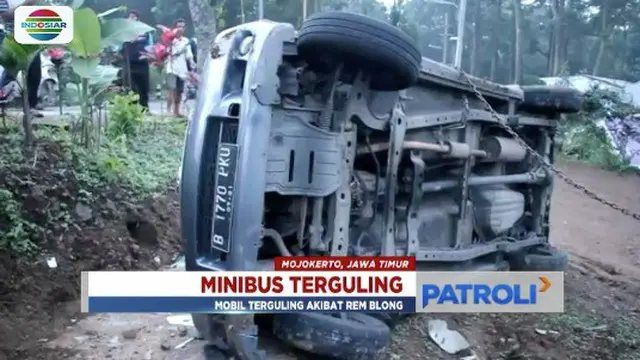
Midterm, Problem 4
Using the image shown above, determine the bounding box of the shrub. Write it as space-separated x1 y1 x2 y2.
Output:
107 92 146 138
0 189 38 254
558 87 638 172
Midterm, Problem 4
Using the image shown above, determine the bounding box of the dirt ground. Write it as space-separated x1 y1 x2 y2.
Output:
1 157 640 360
389 160 640 360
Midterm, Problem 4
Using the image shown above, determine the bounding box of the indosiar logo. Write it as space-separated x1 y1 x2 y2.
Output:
14 6 74 45
416 272 563 313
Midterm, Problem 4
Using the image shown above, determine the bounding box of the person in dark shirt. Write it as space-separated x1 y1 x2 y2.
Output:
121 10 152 109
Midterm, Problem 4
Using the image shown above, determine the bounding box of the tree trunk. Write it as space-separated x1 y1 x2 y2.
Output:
549 0 564 76
547 29 554 75
21 73 32 148
224 0 242 28
512 0 523 83
592 2 609 76
489 0 501 81
617 31 629 76
188 0 218 74
490 55 497 81
442 10 450 63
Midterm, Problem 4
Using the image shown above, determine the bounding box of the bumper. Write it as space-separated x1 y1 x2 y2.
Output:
180 21 296 272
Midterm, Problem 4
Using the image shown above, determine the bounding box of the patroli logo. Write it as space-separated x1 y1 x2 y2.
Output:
416 271 564 313
14 6 73 45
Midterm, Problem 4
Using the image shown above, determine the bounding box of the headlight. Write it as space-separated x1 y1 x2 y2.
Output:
239 36 255 56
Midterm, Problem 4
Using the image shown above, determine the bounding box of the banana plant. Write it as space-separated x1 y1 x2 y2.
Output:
0 3 153 148
65 5 153 147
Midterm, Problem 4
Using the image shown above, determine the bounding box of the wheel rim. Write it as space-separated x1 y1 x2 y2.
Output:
40 81 57 107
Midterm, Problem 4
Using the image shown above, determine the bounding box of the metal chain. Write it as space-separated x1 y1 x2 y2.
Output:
458 70 640 221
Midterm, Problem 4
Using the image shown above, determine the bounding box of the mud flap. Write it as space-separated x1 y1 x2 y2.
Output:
518 85 582 114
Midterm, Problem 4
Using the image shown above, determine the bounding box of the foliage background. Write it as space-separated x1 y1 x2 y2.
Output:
62 0 640 85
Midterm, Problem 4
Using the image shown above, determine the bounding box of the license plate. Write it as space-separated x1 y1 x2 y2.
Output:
210 143 238 253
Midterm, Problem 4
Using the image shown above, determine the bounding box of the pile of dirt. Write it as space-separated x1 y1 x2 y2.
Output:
0 139 182 359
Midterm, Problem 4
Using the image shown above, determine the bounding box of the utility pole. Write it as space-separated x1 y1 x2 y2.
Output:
453 0 466 68
303 0 308 20
442 11 449 63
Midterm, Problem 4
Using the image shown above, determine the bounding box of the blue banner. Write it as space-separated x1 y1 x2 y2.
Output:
87 296 416 313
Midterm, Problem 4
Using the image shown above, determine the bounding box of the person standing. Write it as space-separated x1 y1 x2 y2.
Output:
121 10 153 109
164 19 194 117
0 0 43 116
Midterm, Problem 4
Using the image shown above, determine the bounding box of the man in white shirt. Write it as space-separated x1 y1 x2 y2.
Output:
164 19 195 118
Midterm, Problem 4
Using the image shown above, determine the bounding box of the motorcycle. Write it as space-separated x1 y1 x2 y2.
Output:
12 50 64 109
0 64 22 119
0 27 21 110
37 52 60 107
0 26 63 110
40 48 65 108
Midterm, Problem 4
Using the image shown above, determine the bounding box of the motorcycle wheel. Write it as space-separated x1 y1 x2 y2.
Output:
39 79 58 108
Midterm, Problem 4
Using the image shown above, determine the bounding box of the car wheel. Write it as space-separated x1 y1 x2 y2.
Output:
273 312 391 359
510 245 569 271
518 85 582 114
297 11 421 91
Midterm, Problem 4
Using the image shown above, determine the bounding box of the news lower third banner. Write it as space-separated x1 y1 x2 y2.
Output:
416 271 564 313
80 257 564 313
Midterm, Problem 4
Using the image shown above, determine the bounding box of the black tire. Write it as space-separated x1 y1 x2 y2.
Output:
192 314 230 350
519 86 582 114
273 312 391 359
510 245 569 271
297 11 421 91
203 344 229 360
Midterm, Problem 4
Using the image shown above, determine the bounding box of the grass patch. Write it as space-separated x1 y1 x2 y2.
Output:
85 120 186 197
536 299 640 359
33 118 186 198
0 188 39 254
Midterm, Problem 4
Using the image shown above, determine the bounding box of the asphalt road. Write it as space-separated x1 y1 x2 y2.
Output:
4 100 194 125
